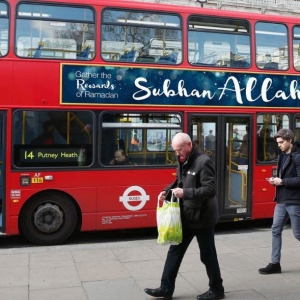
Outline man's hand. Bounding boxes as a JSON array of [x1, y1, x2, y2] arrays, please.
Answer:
[[158, 191, 166, 201], [109, 159, 116, 165], [273, 177, 283, 186], [171, 188, 184, 198], [266, 177, 282, 186]]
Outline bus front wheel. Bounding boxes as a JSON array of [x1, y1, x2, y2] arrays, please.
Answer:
[[19, 192, 78, 245]]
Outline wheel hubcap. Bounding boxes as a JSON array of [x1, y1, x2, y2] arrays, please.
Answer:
[[34, 203, 63, 233]]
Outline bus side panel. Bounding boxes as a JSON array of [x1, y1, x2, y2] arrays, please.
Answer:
[[7, 216, 19, 235], [97, 210, 157, 230], [8, 184, 97, 214], [7, 172, 98, 232], [0, 61, 11, 105], [252, 202, 275, 219], [11, 61, 60, 106], [96, 185, 158, 230], [7, 169, 175, 233], [96, 168, 175, 230], [252, 165, 276, 219]]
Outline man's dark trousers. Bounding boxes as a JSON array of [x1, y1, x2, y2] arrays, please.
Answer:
[[161, 226, 224, 295]]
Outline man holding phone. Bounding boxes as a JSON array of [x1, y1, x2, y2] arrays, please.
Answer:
[[109, 149, 132, 165], [259, 128, 300, 275]]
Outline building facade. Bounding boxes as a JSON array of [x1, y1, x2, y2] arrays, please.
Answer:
[[133, 0, 300, 16]]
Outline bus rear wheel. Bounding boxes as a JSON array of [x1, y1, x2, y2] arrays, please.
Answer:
[[19, 192, 77, 245]]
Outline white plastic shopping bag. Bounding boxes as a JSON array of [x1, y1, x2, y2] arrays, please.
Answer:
[[156, 193, 182, 245]]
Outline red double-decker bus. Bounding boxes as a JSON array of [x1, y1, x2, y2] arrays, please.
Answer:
[[1, 0, 300, 245]]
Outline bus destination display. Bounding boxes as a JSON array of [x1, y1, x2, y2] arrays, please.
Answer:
[[15, 145, 89, 167]]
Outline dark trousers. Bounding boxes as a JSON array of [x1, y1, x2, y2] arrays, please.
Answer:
[[161, 226, 224, 295]]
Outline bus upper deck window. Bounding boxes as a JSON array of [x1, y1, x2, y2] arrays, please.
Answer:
[[16, 3, 95, 60], [255, 22, 288, 70], [293, 26, 300, 71], [0, 1, 8, 57], [188, 16, 250, 68], [101, 9, 182, 65]]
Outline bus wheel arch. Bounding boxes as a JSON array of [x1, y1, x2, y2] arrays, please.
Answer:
[[19, 190, 81, 245]]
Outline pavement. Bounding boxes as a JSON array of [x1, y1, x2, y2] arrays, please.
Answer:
[[0, 224, 300, 300]]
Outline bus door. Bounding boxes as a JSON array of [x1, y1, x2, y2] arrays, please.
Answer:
[[189, 114, 252, 221], [0, 112, 5, 230]]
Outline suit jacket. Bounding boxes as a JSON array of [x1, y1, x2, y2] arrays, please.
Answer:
[[165, 147, 219, 228]]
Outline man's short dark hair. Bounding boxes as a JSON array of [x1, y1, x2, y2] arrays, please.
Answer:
[[274, 128, 294, 143], [116, 149, 125, 156]]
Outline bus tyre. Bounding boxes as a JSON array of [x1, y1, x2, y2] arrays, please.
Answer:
[[19, 192, 77, 245]]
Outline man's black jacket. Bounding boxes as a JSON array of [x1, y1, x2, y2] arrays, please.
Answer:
[[165, 147, 219, 228], [275, 143, 300, 204]]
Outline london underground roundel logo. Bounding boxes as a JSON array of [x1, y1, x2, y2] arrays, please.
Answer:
[[119, 186, 150, 211]]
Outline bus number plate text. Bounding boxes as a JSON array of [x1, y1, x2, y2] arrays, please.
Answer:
[[31, 177, 44, 184]]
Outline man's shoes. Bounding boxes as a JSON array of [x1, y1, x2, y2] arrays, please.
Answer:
[[197, 290, 225, 300], [144, 287, 172, 299], [259, 263, 281, 274]]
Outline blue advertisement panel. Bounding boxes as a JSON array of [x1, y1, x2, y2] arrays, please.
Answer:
[[61, 64, 300, 107]]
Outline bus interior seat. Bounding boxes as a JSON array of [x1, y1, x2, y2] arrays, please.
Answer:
[[127, 153, 168, 165], [295, 65, 300, 71], [195, 60, 216, 66], [231, 154, 248, 170], [148, 154, 167, 165], [33, 43, 44, 58], [129, 155, 144, 165], [264, 62, 279, 70], [77, 45, 91, 60], [231, 60, 250, 68], [238, 155, 248, 165], [230, 155, 240, 171], [135, 55, 156, 63], [119, 49, 137, 62], [157, 51, 178, 64]]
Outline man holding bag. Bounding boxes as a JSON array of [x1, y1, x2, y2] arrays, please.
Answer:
[[144, 132, 224, 300]]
